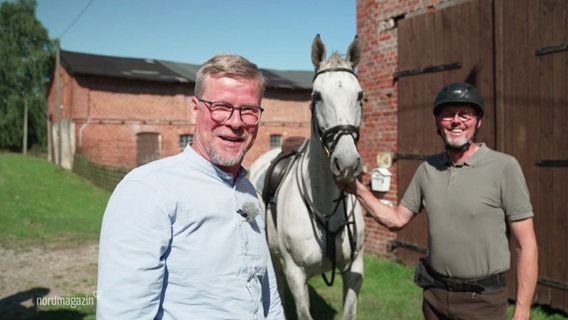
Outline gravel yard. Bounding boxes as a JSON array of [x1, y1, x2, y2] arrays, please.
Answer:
[[0, 243, 98, 319]]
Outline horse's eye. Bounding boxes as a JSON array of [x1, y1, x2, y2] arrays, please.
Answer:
[[312, 92, 322, 102]]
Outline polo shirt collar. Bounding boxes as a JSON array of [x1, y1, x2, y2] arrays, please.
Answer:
[[463, 143, 487, 167], [437, 142, 488, 167]]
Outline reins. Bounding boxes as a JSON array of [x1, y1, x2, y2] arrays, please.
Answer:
[[294, 153, 358, 286]]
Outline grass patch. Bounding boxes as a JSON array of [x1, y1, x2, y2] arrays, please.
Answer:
[[0, 153, 110, 249], [301, 255, 423, 319]]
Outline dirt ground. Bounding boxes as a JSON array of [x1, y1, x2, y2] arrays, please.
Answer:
[[0, 242, 98, 319]]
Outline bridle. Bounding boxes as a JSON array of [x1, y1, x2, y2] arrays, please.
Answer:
[[311, 67, 361, 157]]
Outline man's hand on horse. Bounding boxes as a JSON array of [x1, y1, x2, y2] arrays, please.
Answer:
[[335, 175, 362, 194]]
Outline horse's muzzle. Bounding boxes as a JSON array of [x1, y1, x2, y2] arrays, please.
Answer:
[[331, 157, 362, 183]]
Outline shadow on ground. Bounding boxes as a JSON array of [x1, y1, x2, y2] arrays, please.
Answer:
[[0, 287, 87, 320]]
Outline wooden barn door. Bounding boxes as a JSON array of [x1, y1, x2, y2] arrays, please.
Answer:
[[137, 132, 160, 166], [494, 0, 568, 311], [395, 0, 495, 266]]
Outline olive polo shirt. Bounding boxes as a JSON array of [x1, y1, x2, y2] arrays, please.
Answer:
[[401, 143, 534, 279]]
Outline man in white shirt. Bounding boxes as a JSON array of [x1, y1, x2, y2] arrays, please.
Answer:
[[97, 53, 284, 320]]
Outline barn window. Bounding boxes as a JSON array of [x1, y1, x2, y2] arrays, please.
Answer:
[[270, 135, 282, 148], [179, 134, 193, 150]]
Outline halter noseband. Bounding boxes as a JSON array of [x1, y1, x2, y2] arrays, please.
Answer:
[[311, 67, 360, 156]]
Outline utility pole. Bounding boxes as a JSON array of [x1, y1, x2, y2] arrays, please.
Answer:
[[22, 99, 28, 155], [55, 39, 62, 167]]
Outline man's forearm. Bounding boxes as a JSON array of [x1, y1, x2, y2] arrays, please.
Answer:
[[512, 241, 538, 319]]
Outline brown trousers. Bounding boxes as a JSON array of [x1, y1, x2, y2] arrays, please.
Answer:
[[422, 287, 508, 320]]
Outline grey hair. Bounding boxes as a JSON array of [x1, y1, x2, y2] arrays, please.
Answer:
[[194, 53, 265, 97]]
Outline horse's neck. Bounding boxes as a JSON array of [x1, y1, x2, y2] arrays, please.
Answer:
[[301, 138, 341, 206], [298, 137, 356, 227]]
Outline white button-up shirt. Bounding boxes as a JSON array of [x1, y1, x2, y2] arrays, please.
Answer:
[[97, 146, 284, 319]]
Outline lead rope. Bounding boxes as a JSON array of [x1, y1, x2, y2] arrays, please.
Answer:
[[297, 163, 357, 286], [294, 138, 359, 287]]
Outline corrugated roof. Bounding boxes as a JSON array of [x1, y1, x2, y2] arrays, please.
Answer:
[[60, 50, 313, 90]]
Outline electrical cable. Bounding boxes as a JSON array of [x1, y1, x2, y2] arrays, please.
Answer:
[[58, 0, 95, 39]]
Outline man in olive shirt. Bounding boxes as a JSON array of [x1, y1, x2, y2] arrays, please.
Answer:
[[339, 82, 538, 320]]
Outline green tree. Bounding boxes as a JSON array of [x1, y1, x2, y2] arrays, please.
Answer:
[[0, 0, 53, 151]]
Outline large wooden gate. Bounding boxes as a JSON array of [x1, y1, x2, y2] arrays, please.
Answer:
[[395, 0, 567, 312]]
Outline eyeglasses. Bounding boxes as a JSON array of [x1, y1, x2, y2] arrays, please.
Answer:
[[197, 97, 264, 126], [438, 110, 476, 122]]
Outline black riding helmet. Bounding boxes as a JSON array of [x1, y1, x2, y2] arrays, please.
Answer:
[[433, 82, 484, 118]]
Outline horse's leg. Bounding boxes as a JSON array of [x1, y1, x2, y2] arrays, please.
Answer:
[[341, 252, 364, 320], [283, 259, 313, 320]]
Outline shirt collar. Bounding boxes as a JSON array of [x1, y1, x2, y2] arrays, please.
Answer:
[[463, 142, 487, 167], [183, 145, 246, 185], [435, 142, 487, 167]]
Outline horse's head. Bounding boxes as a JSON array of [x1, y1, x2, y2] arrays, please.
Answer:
[[310, 34, 363, 183]]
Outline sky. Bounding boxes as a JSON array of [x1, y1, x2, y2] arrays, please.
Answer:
[[35, 0, 357, 71]]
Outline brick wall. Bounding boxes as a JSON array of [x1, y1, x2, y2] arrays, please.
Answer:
[[356, 0, 449, 256]]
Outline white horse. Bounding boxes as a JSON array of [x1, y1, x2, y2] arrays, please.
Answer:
[[250, 34, 365, 320]]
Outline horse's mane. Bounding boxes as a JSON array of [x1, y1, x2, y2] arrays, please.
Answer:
[[318, 53, 351, 71]]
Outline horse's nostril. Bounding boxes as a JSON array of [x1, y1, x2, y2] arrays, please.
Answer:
[[332, 157, 342, 174]]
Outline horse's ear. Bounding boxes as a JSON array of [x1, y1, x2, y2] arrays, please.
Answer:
[[346, 35, 362, 68], [311, 34, 326, 69]]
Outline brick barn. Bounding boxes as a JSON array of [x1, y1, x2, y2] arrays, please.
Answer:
[[46, 50, 313, 173]]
